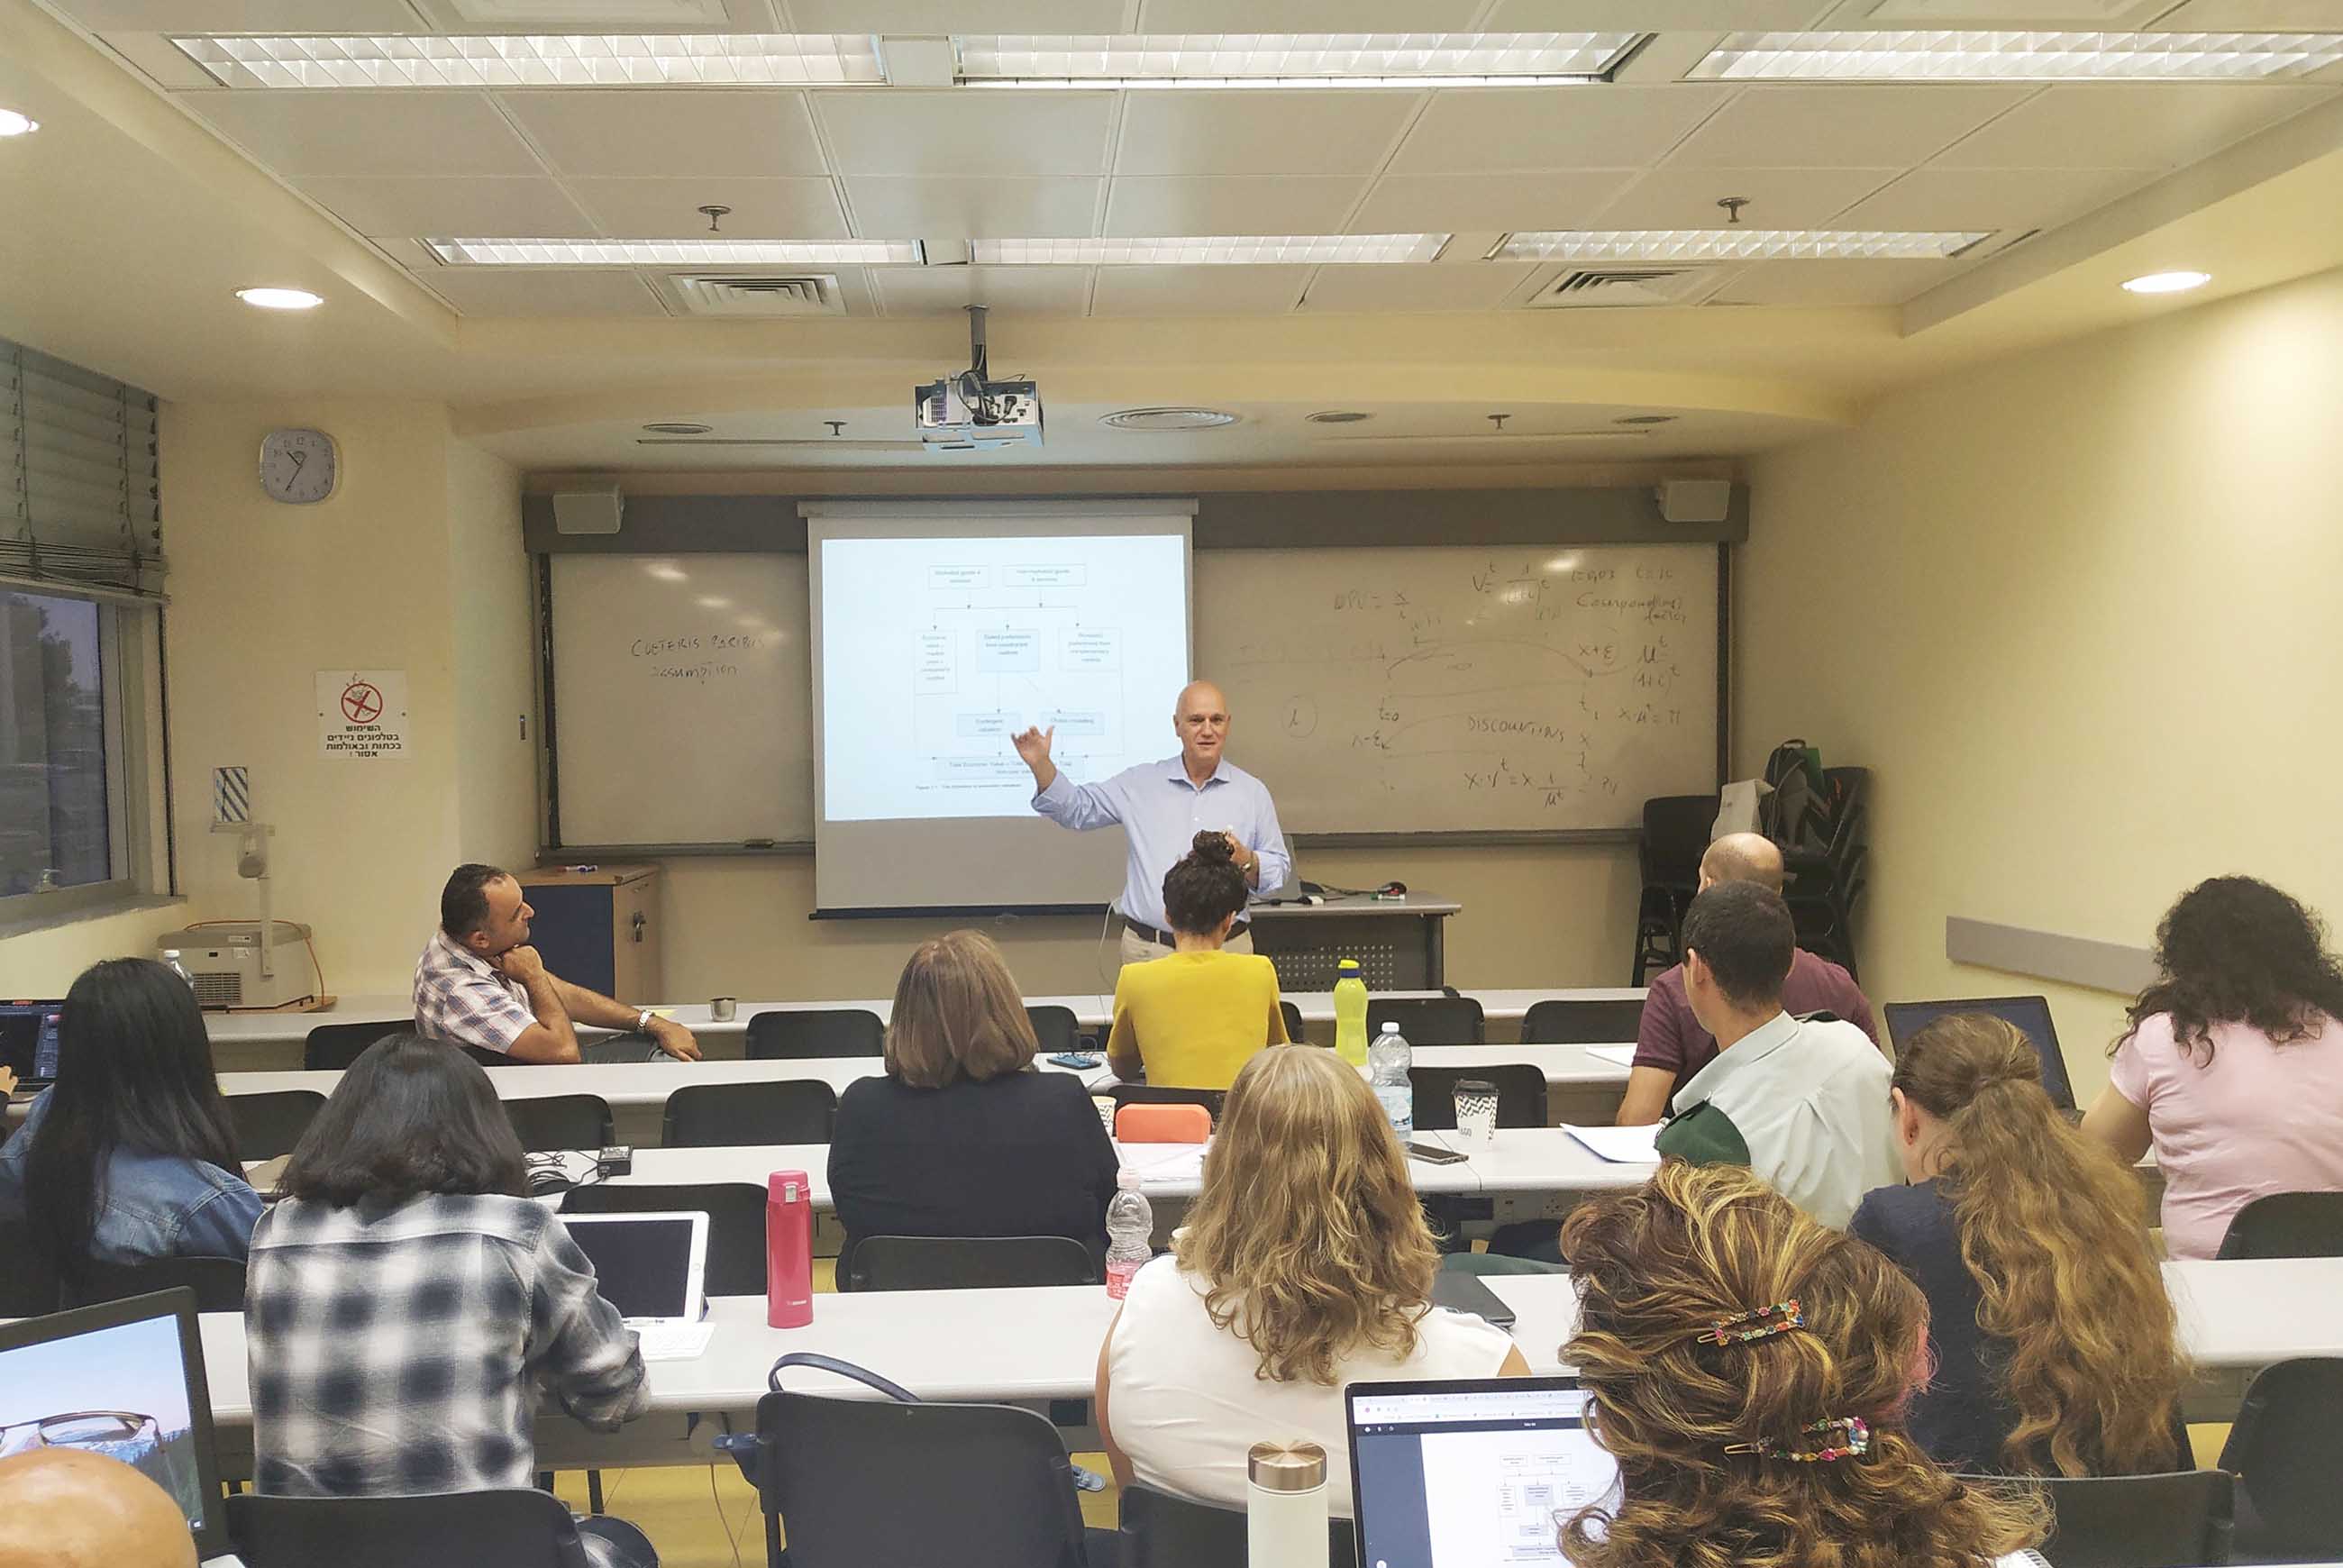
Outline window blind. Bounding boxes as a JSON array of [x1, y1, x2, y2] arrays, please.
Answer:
[[2, 337, 165, 600]]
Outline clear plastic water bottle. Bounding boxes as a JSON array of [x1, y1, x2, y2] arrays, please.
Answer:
[[1370, 1020, 1413, 1137], [160, 950, 196, 994], [1105, 1169, 1154, 1299], [1332, 958, 1370, 1069]]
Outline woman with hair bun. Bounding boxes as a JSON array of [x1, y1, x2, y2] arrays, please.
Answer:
[[1103, 830, 1288, 1089], [1853, 1015, 2186, 1475], [1560, 1162, 2043, 1568]]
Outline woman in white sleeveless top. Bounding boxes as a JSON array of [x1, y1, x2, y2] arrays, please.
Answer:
[[1096, 1044, 1526, 1513]]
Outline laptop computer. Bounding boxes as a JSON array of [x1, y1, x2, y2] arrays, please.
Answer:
[[1347, 1375, 1616, 1567], [1881, 995, 2074, 1110], [1428, 1270, 1518, 1331], [0, 998, 65, 1089], [561, 1210, 714, 1362], [0, 1287, 242, 1566]]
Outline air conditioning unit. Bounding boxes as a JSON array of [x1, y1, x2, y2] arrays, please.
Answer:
[[160, 922, 315, 1011], [1522, 267, 1719, 309]]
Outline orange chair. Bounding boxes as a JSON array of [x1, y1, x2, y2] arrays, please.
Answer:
[[1114, 1102, 1211, 1144]]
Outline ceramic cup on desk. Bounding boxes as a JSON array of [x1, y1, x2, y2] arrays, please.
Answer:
[[710, 997, 737, 1022], [1453, 1080, 1499, 1148]]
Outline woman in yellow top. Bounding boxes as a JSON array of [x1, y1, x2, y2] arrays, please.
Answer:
[[1107, 831, 1289, 1089]]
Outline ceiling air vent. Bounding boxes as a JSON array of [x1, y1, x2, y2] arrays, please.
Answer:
[[664, 273, 845, 317], [1522, 266, 1718, 309], [1099, 407, 1240, 433]]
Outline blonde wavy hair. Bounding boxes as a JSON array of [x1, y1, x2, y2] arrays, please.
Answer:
[[1895, 1014, 2188, 1475], [1172, 1044, 1440, 1384], [1561, 1162, 2045, 1568]]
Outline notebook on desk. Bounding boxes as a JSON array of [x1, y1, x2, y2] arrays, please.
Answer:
[[561, 1210, 714, 1362]]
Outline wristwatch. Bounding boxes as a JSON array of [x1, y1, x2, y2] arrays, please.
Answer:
[[634, 1007, 655, 1035]]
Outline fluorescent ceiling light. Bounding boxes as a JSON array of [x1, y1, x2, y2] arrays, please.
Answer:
[[956, 32, 1639, 87], [2121, 269, 2211, 294], [236, 286, 324, 309], [1495, 229, 1989, 261], [1689, 30, 2343, 82], [427, 238, 923, 266], [0, 109, 38, 137], [169, 32, 884, 88], [973, 234, 1447, 265]]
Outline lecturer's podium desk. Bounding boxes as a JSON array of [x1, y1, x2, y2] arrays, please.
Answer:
[[179, 1257, 2340, 1478]]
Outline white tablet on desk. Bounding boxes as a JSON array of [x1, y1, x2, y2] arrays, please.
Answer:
[[561, 1210, 714, 1362]]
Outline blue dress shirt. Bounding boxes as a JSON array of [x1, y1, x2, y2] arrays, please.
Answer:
[[1032, 755, 1291, 931]]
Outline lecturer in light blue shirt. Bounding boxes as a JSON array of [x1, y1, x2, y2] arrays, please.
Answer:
[[1013, 679, 1291, 965]]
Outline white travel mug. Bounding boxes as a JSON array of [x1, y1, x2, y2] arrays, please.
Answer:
[[1247, 1440, 1328, 1568]]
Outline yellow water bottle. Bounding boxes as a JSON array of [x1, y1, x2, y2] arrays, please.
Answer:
[[1333, 958, 1370, 1069]]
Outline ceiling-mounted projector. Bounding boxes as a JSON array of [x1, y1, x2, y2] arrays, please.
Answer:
[[915, 305, 1043, 452]]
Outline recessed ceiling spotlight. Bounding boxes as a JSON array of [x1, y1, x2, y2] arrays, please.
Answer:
[[1099, 407, 1241, 433], [1614, 414, 1677, 425], [0, 109, 39, 137], [1306, 410, 1373, 424], [235, 286, 323, 310], [2120, 270, 2211, 295], [642, 421, 714, 435]]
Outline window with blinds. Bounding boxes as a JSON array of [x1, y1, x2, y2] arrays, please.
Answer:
[[2, 337, 164, 601]]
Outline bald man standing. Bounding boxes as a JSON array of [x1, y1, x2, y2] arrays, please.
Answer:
[[1617, 832, 1877, 1126], [0, 1449, 196, 1568], [1014, 679, 1290, 964]]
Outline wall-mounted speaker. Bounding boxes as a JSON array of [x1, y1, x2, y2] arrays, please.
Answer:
[[1656, 479, 1732, 524], [552, 486, 624, 535]]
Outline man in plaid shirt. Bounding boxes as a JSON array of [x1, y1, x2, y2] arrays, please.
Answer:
[[415, 863, 700, 1064]]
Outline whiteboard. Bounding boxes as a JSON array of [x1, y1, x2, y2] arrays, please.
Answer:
[[548, 553, 812, 846], [1194, 545, 1717, 834]]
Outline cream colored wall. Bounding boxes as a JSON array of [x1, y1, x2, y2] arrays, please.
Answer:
[[0, 904, 193, 994], [1738, 264, 2343, 1103], [445, 438, 537, 871]]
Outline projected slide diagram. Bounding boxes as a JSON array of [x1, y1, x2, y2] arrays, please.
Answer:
[[820, 533, 1189, 822], [1421, 1429, 1619, 1566]]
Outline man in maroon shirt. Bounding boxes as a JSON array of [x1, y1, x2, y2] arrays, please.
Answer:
[[1618, 832, 1876, 1126]]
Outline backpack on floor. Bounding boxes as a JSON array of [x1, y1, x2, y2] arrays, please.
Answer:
[[1757, 739, 1831, 855]]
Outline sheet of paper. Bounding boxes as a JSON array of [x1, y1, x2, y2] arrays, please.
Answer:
[[1584, 1044, 1638, 1068], [1117, 1141, 1209, 1183], [1561, 1122, 1663, 1164]]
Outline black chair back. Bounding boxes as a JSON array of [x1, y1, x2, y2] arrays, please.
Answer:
[[1120, 1481, 1355, 1568], [1409, 1062, 1547, 1131], [1520, 998, 1644, 1044], [229, 1089, 328, 1162], [745, 1008, 885, 1060], [1368, 996, 1485, 1045], [228, 1488, 591, 1568], [563, 1181, 768, 1297], [661, 1080, 835, 1146], [1026, 1005, 1082, 1056], [301, 1019, 406, 1071], [1108, 1083, 1226, 1123], [1279, 999, 1305, 1043], [1639, 792, 1715, 892], [71, 1254, 248, 1312], [842, 1234, 1099, 1293], [745, 1384, 1092, 1568], [502, 1093, 615, 1153], [2215, 1191, 2343, 1259], [1961, 1470, 2233, 1568], [2219, 1357, 2343, 1560], [0, 1213, 59, 1314]]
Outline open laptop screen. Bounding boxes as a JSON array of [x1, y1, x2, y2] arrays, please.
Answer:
[[0, 1289, 228, 1558], [1882, 996, 2073, 1109], [561, 1213, 701, 1321], [0, 999, 64, 1082], [1348, 1377, 1616, 1568]]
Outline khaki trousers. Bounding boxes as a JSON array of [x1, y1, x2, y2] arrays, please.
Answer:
[[1118, 925, 1254, 966]]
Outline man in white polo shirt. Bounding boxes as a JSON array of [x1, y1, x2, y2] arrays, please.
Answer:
[[414, 863, 700, 1065], [1656, 880, 1897, 1228]]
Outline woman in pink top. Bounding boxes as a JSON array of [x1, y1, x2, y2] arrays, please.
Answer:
[[2083, 877, 2343, 1260]]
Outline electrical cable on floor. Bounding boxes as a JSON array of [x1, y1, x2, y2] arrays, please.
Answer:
[[708, 1463, 743, 1568]]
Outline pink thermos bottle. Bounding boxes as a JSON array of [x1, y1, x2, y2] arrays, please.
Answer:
[[766, 1171, 813, 1328]]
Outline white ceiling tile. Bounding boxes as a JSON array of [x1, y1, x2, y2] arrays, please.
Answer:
[[1837, 164, 2152, 232], [1116, 92, 1425, 178], [293, 176, 599, 239], [1484, 0, 1831, 23], [1133, 0, 1483, 26], [816, 91, 1116, 177], [1104, 177, 1364, 238], [870, 265, 1095, 317], [498, 90, 826, 178], [59, 0, 422, 24], [1709, 258, 1965, 306], [844, 177, 1104, 239], [1388, 87, 1732, 175], [416, 268, 670, 317], [1931, 84, 2336, 171], [564, 177, 849, 238], [176, 91, 545, 178], [1349, 170, 1635, 232], [1088, 264, 1313, 315], [1594, 166, 1901, 228], [2156, 0, 2343, 23], [409, 0, 782, 25], [1664, 86, 2035, 170], [1297, 262, 1540, 314], [781, 0, 1126, 25]]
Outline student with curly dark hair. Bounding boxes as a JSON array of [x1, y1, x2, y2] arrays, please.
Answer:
[[1104, 831, 1288, 1089], [2083, 876, 2343, 1259], [1559, 1162, 2045, 1568]]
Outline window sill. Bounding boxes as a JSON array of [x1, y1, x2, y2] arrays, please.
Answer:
[[0, 893, 186, 943]]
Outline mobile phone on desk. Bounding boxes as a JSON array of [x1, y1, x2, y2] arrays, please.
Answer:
[[1049, 1052, 1102, 1070], [1407, 1142, 1469, 1165]]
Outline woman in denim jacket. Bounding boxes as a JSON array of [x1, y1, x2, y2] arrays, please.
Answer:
[[0, 958, 261, 1285]]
